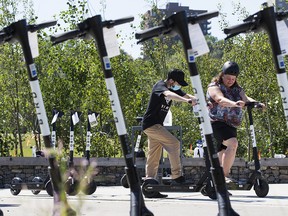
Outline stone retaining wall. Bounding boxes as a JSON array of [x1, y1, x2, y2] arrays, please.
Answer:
[[0, 157, 288, 188]]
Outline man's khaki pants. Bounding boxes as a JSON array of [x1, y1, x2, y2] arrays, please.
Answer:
[[144, 124, 181, 179]]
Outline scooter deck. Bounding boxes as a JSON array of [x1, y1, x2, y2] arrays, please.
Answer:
[[226, 182, 253, 191], [144, 183, 203, 193], [226, 171, 263, 191]]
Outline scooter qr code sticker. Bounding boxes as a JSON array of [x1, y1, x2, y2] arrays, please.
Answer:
[[29, 64, 37, 78], [103, 56, 111, 70], [187, 49, 195, 63], [277, 54, 285, 69]]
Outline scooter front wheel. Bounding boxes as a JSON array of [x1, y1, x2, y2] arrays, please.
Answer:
[[254, 178, 269, 197], [65, 176, 80, 196], [10, 188, 21, 196], [142, 179, 159, 198], [200, 185, 208, 196], [204, 182, 217, 200]]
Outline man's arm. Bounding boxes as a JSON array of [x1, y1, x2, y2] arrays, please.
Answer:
[[184, 93, 197, 101], [163, 90, 196, 105]]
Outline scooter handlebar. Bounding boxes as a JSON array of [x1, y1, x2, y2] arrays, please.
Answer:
[[0, 20, 57, 45], [245, 101, 263, 109], [224, 21, 256, 39], [187, 11, 219, 24], [50, 29, 84, 45], [28, 20, 57, 32], [136, 10, 218, 43], [51, 16, 133, 45], [135, 25, 169, 43], [103, 16, 134, 28]]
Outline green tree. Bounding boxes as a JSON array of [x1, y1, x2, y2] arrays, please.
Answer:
[[1, 0, 287, 159], [0, 0, 36, 156]]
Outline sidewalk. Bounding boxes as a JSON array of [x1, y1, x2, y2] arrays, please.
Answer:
[[1, 184, 288, 215]]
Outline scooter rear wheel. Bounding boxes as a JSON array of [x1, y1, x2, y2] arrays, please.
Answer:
[[120, 174, 129, 188], [82, 176, 97, 195], [31, 176, 43, 195], [254, 178, 269, 197], [44, 179, 53, 197], [142, 179, 159, 198], [10, 177, 22, 196], [31, 190, 41, 195]]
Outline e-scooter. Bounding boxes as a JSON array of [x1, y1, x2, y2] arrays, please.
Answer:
[[203, 102, 269, 200], [44, 108, 65, 197], [244, 102, 269, 197], [139, 108, 216, 199], [65, 110, 81, 196], [10, 175, 47, 196], [136, 10, 239, 216], [51, 108, 64, 150], [10, 116, 51, 196], [81, 110, 99, 195], [0, 19, 75, 215], [51, 15, 153, 216]]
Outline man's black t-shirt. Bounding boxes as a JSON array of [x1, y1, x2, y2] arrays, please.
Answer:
[[142, 80, 186, 130]]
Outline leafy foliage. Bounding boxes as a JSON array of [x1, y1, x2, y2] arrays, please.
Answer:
[[0, 0, 287, 159]]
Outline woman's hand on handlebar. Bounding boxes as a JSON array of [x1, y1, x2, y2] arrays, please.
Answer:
[[235, 100, 245, 107], [256, 102, 266, 111], [246, 101, 266, 111]]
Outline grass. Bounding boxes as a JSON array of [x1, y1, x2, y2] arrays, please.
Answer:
[[9, 133, 82, 157], [8, 133, 36, 157]]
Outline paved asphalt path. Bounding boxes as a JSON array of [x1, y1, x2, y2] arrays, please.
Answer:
[[0, 184, 288, 215]]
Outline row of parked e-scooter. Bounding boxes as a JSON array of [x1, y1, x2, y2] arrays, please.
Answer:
[[11, 101, 269, 200], [1, 2, 288, 216], [9, 109, 99, 197]]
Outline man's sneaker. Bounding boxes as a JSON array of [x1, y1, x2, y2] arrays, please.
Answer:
[[170, 176, 186, 185]]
